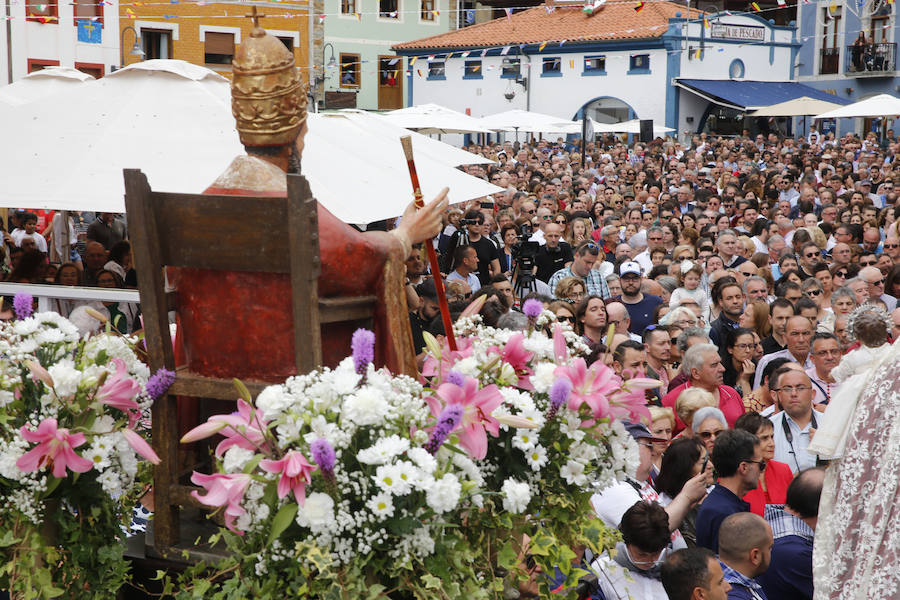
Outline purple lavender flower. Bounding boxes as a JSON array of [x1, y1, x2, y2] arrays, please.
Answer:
[[310, 438, 336, 484], [546, 378, 572, 421], [446, 370, 465, 387], [145, 368, 176, 401], [522, 299, 543, 320], [13, 293, 33, 320], [425, 404, 464, 455], [351, 328, 376, 375]]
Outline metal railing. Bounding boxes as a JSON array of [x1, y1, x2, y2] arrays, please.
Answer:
[[820, 47, 840, 75], [846, 42, 896, 74]]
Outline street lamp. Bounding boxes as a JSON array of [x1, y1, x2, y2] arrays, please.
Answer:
[[320, 42, 337, 109], [120, 26, 146, 68]]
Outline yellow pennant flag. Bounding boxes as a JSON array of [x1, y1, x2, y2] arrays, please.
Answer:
[[410, 56, 418, 65], [538, 41, 548, 51], [751, 2, 761, 10]]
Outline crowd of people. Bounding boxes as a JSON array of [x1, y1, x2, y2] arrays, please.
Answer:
[[403, 128, 899, 600], [1, 209, 137, 333]]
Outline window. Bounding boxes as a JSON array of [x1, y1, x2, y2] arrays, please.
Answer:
[[421, 0, 435, 20], [501, 58, 520, 78], [379, 0, 399, 18], [26, 0, 57, 22], [380, 57, 401, 87], [74, 62, 104, 78], [278, 37, 294, 52], [821, 6, 840, 74], [340, 53, 360, 87], [628, 54, 650, 73], [27, 59, 60, 73], [583, 55, 606, 74], [458, 0, 476, 28], [341, 0, 356, 14], [463, 60, 482, 78], [427, 60, 446, 79], [542, 57, 561, 76], [204, 32, 235, 66], [73, 0, 101, 26], [143, 29, 172, 60]]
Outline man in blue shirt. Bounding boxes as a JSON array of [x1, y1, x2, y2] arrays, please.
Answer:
[[758, 467, 824, 600], [696, 430, 762, 552], [618, 260, 662, 334], [718, 512, 774, 600]]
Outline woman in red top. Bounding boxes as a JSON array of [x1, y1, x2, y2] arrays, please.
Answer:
[[734, 412, 794, 517]]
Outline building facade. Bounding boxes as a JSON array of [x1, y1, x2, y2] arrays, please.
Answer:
[[0, 0, 121, 84], [393, 1, 838, 136], [796, 0, 897, 135]]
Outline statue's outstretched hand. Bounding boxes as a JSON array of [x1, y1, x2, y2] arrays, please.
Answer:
[[399, 187, 450, 244]]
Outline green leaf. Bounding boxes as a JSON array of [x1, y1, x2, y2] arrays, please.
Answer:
[[242, 453, 263, 474], [497, 541, 517, 570], [0, 530, 19, 547], [268, 503, 298, 546]]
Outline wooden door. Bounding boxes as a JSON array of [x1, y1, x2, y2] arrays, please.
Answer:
[[378, 56, 403, 110]]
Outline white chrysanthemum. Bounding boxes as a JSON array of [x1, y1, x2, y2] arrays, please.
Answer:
[[367, 492, 395, 519], [343, 388, 390, 426], [524, 445, 548, 471], [98, 470, 123, 496], [34, 327, 67, 346], [499, 387, 536, 413], [0, 390, 14, 408], [373, 464, 412, 496], [356, 435, 410, 465], [453, 356, 479, 377], [395, 460, 423, 490], [560, 460, 588, 486], [512, 430, 538, 452], [47, 359, 81, 398], [407, 447, 437, 474], [426, 473, 461, 514], [408, 526, 436, 557], [570, 441, 597, 463], [223, 446, 256, 473], [12, 318, 40, 337], [83, 446, 110, 471], [295, 492, 335, 534], [530, 362, 558, 394], [332, 358, 362, 395], [501, 479, 531, 514], [255, 386, 293, 419]]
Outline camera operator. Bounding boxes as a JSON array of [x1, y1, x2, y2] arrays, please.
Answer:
[[534, 223, 573, 283], [441, 209, 501, 286]]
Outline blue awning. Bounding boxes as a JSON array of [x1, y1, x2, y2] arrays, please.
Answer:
[[674, 79, 851, 111]]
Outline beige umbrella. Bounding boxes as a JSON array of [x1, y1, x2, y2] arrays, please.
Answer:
[[750, 96, 844, 117]]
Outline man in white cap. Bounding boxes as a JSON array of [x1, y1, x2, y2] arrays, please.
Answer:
[[619, 260, 663, 334]]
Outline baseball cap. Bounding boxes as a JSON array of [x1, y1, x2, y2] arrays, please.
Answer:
[[619, 261, 642, 277], [822, 153, 832, 160], [624, 422, 667, 443]]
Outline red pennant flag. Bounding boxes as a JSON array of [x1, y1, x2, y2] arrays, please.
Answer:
[[634, 1, 644, 11]]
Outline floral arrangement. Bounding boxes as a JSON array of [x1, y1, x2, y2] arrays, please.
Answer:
[[0, 299, 170, 599], [170, 298, 652, 599]]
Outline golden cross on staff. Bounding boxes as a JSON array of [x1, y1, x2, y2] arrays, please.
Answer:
[[245, 5, 267, 27]]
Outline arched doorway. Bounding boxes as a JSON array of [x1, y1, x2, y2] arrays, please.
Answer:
[[574, 96, 636, 124]]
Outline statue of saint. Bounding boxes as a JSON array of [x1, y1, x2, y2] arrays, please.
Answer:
[[172, 13, 447, 381]]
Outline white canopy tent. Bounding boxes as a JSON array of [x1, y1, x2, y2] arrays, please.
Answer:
[[813, 93, 900, 119], [750, 96, 844, 117], [380, 103, 494, 134], [0, 60, 500, 224], [478, 109, 577, 134], [0, 67, 94, 106], [609, 119, 675, 136]]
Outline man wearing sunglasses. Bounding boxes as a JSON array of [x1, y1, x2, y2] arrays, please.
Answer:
[[860, 266, 897, 311], [696, 429, 764, 553]]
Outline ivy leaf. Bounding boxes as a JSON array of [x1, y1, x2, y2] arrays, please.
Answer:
[[0, 530, 19, 547], [497, 541, 518, 570], [267, 503, 298, 546]]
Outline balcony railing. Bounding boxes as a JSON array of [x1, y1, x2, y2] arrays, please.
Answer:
[[846, 42, 896, 75], [820, 47, 840, 75]]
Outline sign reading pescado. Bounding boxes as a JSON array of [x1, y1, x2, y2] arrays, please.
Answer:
[[709, 23, 766, 42]]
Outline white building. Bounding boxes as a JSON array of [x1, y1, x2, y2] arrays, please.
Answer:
[[394, 0, 841, 136], [0, 0, 121, 84]]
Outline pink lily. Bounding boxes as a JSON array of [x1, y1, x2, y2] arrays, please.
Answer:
[[421, 337, 474, 379], [181, 420, 228, 444], [552, 324, 568, 364], [260, 451, 317, 505], [425, 376, 503, 460], [554, 358, 622, 419], [211, 398, 270, 456], [609, 387, 652, 424], [121, 428, 161, 464], [96, 359, 141, 412], [17, 418, 93, 478], [493, 333, 534, 389], [190, 472, 251, 534]]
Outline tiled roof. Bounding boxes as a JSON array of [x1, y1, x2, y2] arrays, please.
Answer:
[[393, 1, 704, 51]]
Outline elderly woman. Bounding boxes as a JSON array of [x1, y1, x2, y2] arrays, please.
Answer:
[[660, 306, 700, 331], [830, 285, 858, 319], [673, 387, 717, 441], [692, 406, 728, 456]]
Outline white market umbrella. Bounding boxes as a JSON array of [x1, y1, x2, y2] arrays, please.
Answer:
[[0, 60, 501, 224], [478, 109, 576, 134], [549, 118, 618, 135], [0, 66, 94, 106], [610, 119, 675, 136], [750, 96, 844, 117], [814, 93, 900, 119], [381, 103, 494, 134]]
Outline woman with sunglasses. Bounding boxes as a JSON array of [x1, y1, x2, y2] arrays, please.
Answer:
[[692, 407, 728, 457], [548, 300, 576, 328], [553, 212, 569, 238], [802, 278, 836, 333], [722, 327, 756, 396], [733, 412, 792, 518]]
